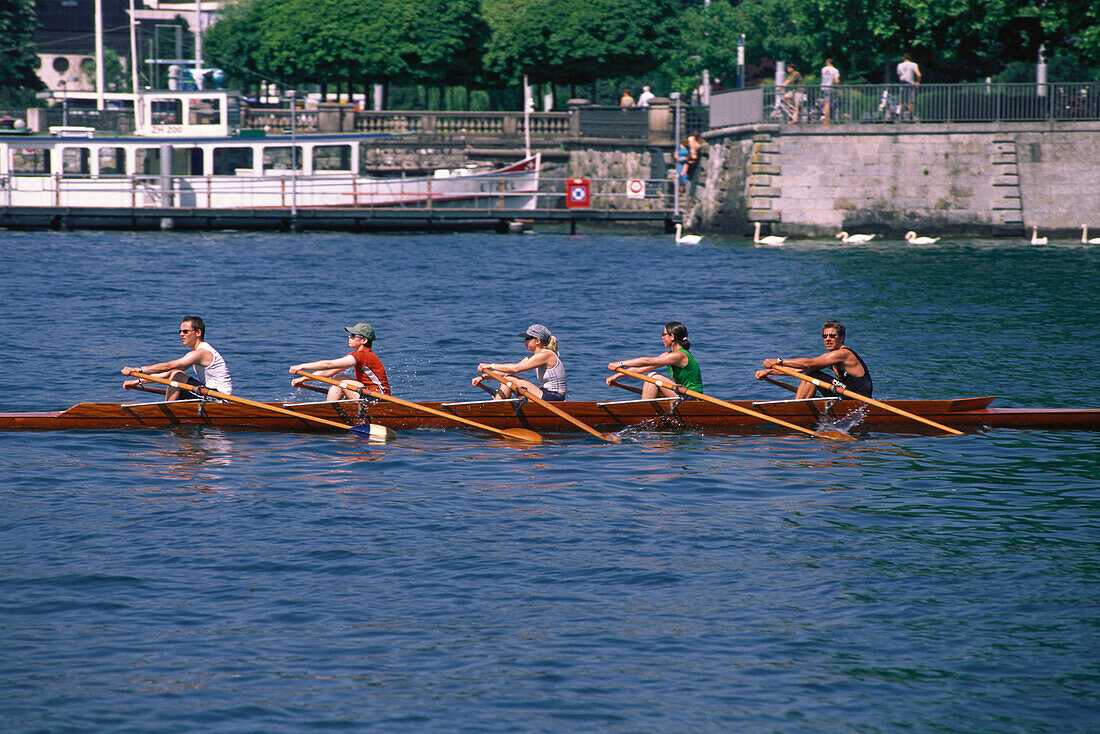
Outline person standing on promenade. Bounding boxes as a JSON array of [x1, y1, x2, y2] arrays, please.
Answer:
[[896, 53, 921, 119], [607, 321, 702, 400], [637, 85, 655, 107], [620, 89, 635, 107], [474, 324, 567, 401], [782, 63, 805, 123], [755, 319, 873, 398], [122, 315, 233, 400], [289, 322, 390, 401], [820, 58, 840, 124], [686, 132, 703, 194]]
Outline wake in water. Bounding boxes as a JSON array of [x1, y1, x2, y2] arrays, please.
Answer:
[[817, 405, 866, 436]]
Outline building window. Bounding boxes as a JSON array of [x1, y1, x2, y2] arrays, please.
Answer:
[[135, 148, 160, 175], [52, 57, 70, 73]]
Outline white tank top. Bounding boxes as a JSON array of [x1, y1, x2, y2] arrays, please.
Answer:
[[535, 353, 566, 395], [193, 341, 233, 394]]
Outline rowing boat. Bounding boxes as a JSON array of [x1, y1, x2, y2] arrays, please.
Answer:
[[2, 395, 1098, 434]]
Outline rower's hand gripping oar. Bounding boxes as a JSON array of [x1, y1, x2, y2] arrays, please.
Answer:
[[292, 369, 543, 444], [611, 367, 854, 441], [122, 369, 395, 441], [480, 368, 621, 443], [769, 364, 963, 436]]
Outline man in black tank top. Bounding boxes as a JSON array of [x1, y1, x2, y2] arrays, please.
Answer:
[[755, 319, 873, 398]]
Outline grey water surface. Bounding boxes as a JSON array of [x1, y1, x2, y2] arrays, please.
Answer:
[[1, 229, 1098, 732]]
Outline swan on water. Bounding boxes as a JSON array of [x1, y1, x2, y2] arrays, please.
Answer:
[[835, 231, 876, 243], [1081, 225, 1100, 244], [674, 223, 702, 244], [1030, 226, 1047, 245], [904, 230, 940, 244], [753, 221, 787, 246]]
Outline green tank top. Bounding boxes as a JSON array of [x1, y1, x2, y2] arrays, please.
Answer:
[[669, 347, 702, 392]]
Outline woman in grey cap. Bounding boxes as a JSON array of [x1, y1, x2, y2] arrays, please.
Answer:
[[474, 324, 567, 401]]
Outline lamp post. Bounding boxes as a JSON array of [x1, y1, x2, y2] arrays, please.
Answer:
[[737, 34, 745, 89], [671, 91, 681, 215], [60, 79, 68, 127], [288, 89, 297, 225]]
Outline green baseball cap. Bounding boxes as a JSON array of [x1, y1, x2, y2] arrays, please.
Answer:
[[345, 323, 376, 340]]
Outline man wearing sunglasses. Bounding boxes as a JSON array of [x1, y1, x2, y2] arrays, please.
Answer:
[[122, 315, 233, 400], [755, 319, 873, 398]]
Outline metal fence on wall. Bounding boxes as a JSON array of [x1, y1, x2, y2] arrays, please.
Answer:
[[712, 82, 1100, 127]]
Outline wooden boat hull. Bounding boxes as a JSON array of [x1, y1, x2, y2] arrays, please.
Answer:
[[2, 396, 1099, 434]]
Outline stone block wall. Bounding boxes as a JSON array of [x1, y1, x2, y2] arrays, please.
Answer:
[[690, 122, 1100, 236]]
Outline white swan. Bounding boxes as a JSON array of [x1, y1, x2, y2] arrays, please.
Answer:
[[904, 230, 940, 244], [835, 231, 876, 243], [753, 221, 787, 246], [1030, 226, 1047, 245], [674, 223, 702, 244], [1081, 225, 1100, 244]]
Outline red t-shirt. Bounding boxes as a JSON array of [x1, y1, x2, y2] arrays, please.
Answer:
[[350, 347, 390, 395]]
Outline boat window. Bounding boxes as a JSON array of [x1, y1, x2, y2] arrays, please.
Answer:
[[213, 147, 253, 175], [262, 146, 303, 172], [62, 147, 92, 177], [98, 147, 126, 175], [189, 97, 221, 126], [172, 147, 203, 175], [151, 99, 182, 125], [135, 148, 160, 175], [313, 145, 351, 171], [11, 148, 50, 175]]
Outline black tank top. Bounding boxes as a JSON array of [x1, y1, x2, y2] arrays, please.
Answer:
[[834, 346, 873, 396]]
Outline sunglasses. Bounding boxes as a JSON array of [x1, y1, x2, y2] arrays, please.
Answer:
[[822, 333, 839, 339], [180, 329, 194, 333]]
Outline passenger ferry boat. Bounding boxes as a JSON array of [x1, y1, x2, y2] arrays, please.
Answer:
[[0, 90, 540, 217]]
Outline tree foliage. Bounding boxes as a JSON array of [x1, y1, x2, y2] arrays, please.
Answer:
[[202, 0, 1100, 106], [482, 0, 679, 85], [0, 0, 43, 103]]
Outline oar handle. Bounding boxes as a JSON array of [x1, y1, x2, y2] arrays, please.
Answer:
[[611, 367, 850, 441], [769, 364, 963, 436], [480, 368, 620, 443], [125, 370, 359, 432], [292, 369, 542, 443]]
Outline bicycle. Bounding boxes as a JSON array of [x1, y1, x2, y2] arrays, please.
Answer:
[[769, 89, 806, 124], [877, 87, 902, 122]]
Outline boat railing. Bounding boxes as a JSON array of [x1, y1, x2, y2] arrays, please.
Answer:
[[0, 172, 682, 213]]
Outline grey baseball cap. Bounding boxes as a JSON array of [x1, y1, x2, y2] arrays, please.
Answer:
[[519, 324, 552, 341], [345, 323, 376, 340]]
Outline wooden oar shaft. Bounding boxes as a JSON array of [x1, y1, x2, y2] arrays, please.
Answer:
[[769, 364, 963, 435], [293, 370, 541, 443], [612, 367, 848, 441], [127, 371, 358, 432], [481, 368, 619, 443]]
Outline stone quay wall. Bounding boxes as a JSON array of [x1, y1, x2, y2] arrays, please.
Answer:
[[684, 122, 1100, 237]]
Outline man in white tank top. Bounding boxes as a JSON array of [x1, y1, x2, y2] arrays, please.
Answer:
[[122, 315, 233, 400]]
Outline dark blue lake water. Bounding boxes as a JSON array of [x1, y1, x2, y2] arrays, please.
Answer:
[[2, 230, 1098, 732]]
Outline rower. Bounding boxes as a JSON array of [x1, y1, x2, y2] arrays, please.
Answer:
[[474, 324, 566, 400], [289, 322, 391, 400], [121, 315, 233, 400], [756, 319, 873, 398], [607, 321, 702, 399]]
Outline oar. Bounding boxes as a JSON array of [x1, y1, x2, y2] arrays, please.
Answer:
[[769, 364, 963, 436], [762, 375, 798, 393], [292, 369, 543, 444], [611, 367, 853, 441], [480, 368, 621, 443], [122, 369, 395, 441]]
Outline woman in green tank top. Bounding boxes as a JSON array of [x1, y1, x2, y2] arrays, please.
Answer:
[[606, 321, 702, 399]]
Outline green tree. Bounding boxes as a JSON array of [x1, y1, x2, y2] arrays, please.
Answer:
[[0, 0, 43, 104], [483, 0, 678, 89]]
